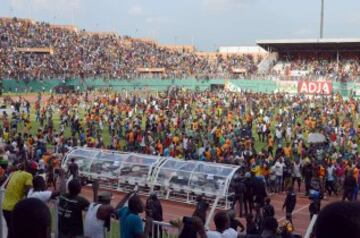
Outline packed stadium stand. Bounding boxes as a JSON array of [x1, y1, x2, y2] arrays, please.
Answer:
[[0, 17, 260, 80], [3, 17, 360, 86], [257, 39, 360, 82]]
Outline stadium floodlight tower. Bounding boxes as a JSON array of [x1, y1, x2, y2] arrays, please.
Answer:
[[320, 0, 324, 38]]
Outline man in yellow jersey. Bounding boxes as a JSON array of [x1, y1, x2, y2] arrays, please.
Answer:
[[2, 161, 38, 238]]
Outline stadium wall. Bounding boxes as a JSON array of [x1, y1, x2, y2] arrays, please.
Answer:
[[2, 78, 355, 97]]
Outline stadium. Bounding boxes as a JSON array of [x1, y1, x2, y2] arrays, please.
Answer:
[[1, 1, 360, 238]]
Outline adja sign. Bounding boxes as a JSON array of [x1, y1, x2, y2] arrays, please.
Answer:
[[297, 81, 332, 95]]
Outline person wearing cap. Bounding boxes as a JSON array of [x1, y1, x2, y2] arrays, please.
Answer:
[[2, 160, 38, 238], [84, 180, 115, 238]]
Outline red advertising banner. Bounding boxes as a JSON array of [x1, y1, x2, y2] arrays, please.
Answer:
[[297, 81, 332, 95]]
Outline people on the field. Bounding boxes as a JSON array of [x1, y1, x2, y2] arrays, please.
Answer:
[[2, 88, 360, 238], [282, 187, 297, 223]]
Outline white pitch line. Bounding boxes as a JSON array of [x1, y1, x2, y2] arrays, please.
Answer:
[[278, 204, 309, 222]]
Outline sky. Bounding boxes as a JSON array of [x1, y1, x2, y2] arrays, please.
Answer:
[[1, 0, 360, 51]]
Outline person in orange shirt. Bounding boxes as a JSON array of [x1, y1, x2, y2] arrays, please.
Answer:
[[351, 165, 360, 200], [268, 135, 274, 156], [192, 121, 199, 131], [227, 112, 233, 123], [215, 127, 222, 139], [283, 143, 293, 159], [41, 152, 52, 166], [172, 135, 180, 145], [156, 140, 164, 156], [353, 165, 359, 182], [297, 141, 303, 158], [245, 113, 253, 127], [222, 143, 230, 152], [319, 165, 326, 185], [310, 119, 316, 129], [204, 148, 212, 161], [216, 146, 222, 160]]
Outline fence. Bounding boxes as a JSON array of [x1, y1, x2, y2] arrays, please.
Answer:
[[150, 221, 179, 238], [4, 77, 359, 97]]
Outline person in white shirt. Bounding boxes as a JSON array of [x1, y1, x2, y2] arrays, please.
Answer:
[[275, 127, 283, 145], [27, 169, 66, 203], [286, 125, 292, 141], [274, 159, 286, 193], [325, 163, 337, 197], [206, 211, 238, 238], [84, 180, 116, 238]]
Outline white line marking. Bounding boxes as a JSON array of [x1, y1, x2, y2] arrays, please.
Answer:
[[278, 204, 309, 222]]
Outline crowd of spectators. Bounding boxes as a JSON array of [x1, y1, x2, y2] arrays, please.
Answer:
[[272, 53, 360, 82], [0, 17, 259, 81], [5, 18, 360, 82]]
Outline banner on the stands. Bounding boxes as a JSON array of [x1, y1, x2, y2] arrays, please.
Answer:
[[224, 80, 242, 92], [290, 70, 309, 77], [298, 81, 332, 95], [277, 81, 297, 94]]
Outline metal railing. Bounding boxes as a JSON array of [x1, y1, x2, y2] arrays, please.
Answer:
[[150, 221, 179, 238]]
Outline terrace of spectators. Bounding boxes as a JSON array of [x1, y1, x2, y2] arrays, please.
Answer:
[[4, 17, 360, 82], [0, 17, 259, 81], [257, 39, 360, 82]]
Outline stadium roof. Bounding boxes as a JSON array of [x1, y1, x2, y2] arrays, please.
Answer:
[[256, 38, 360, 52]]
